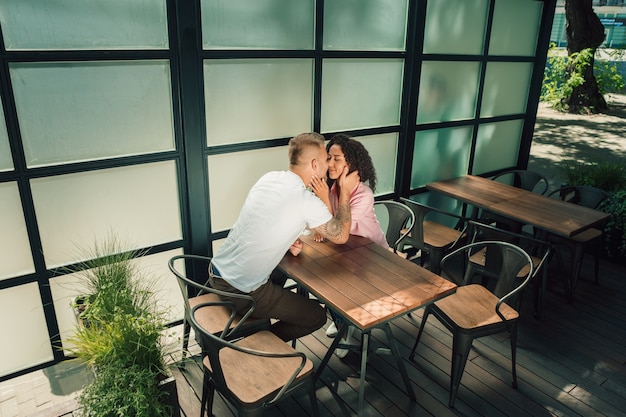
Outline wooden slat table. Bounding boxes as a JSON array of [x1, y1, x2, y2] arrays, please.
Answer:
[[279, 234, 456, 415], [427, 175, 610, 238]]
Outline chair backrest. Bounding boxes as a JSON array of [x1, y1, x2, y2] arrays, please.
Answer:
[[466, 220, 551, 278], [547, 185, 609, 209], [168, 254, 257, 339], [373, 200, 414, 250], [440, 240, 533, 315], [399, 197, 467, 249], [491, 169, 549, 195]]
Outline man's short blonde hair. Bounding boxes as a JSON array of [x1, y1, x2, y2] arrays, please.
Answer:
[[288, 132, 325, 167]]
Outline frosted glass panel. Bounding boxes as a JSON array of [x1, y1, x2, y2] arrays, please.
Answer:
[[0, 0, 168, 51], [204, 59, 313, 146], [323, 0, 408, 51], [321, 59, 404, 132], [0, 99, 12, 171], [423, 0, 489, 55], [31, 161, 182, 268], [201, 0, 314, 50], [11, 61, 175, 168], [480, 62, 533, 118], [50, 249, 184, 351], [0, 283, 53, 377], [411, 127, 472, 189], [208, 146, 288, 231], [490, 0, 542, 56], [0, 182, 35, 280], [472, 120, 523, 175], [355, 133, 398, 195], [417, 61, 480, 124]]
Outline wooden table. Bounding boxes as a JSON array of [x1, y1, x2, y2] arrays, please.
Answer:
[[279, 234, 457, 415], [427, 175, 610, 238]]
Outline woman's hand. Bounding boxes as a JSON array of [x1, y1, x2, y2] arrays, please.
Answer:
[[310, 175, 331, 210]]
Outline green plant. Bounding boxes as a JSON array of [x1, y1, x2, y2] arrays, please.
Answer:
[[599, 190, 626, 261], [541, 44, 625, 108], [66, 234, 177, 416], [560, 160, 626, 192]]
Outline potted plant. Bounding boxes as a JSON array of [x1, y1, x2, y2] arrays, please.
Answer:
[[66, 236, 179, 417]]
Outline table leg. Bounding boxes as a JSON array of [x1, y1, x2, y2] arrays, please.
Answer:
[[382, 323, 416, 402], [357, 331, 370, 415], [314, 323, 348, 381]]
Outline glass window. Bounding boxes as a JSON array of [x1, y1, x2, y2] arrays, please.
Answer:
[[472, 119, 523, 175], [355, 133, 398, 195], [204, 59, 314, 146], [411, 127, 472, 189], [0, 283, 53, 377], [0, 182, 35, 280], [480, 62, 533, 118], [0, 99, 13, 172], [50, 249, 184, 351], [417, 61, 481, 124], [321, 59, 404, 132], [0, 0, 168, 51], [323, 0, 408, 51], [489, 0, 543, 56], [201, 0, 314, 50], [30, 161, 182, 269], [423, 0, 489, 55], [11, 61, 175, 168], [208, 146, 288, 232]]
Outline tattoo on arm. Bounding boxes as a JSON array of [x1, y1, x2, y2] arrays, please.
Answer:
[[320, 200, 351, 240]]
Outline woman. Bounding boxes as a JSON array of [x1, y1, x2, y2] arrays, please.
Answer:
[[310, 134, 388, 357]]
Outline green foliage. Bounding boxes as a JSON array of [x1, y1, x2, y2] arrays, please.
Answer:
[[66, 234, 176, 416], [560, 160, 626, 260], [77, 363, 171, 417], [541, 44, 625, 109]]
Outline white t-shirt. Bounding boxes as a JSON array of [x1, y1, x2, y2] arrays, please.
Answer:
[[212, 170, 332, 292]]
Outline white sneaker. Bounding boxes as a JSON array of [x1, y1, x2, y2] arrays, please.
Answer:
[[325, 322, 338, 338], [334, 326, 356, 359]]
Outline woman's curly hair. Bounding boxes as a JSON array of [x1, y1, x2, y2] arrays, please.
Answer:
[[326, 134, 377, 192]]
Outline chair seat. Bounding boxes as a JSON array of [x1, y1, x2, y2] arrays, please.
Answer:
[[190, 293, 267, 336], [202, 330, 314, 404], [434, 284, 519, 329], [401, 221, 463, 249]]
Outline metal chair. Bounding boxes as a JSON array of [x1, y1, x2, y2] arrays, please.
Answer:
[[168, 254, 270, 356], [409, 240, 534, 408], [491, 169, 549, 195], [544, 186, 610, 300], [398, 197, 467, 273], [373, 200, 414, 252], [465, 220, 552, 319], [189, 302, 318, 417]]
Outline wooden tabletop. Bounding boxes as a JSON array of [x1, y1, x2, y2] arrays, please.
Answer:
[[279, 234, 457, 331], [427, 175, 610, 237]]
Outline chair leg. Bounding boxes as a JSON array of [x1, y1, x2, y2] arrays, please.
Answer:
[[307, 378, 319, 417], [449, 332, 473, 408], [593, 245, 601, 285], [181, 318, 191, 361], [409, 306, 431, 361], [510, 323, 519, 389], [200, 370, 214, 417], [429, 250, 444, 275], [569, 245, 585, 302]]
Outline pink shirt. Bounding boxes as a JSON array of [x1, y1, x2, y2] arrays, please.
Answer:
[[330, 182, 389, 249]]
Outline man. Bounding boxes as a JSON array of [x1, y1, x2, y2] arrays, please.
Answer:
[[210, 132, 360, 341]]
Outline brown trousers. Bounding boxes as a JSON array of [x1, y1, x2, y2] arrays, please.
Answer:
[[209, 268, 326, 342]]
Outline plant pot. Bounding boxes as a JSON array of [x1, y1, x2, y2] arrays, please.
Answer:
[[158, 375, 181, 417]]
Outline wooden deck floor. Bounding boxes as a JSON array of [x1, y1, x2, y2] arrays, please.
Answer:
[[167, 254, 626, 417], [30, 254, 626, 417]]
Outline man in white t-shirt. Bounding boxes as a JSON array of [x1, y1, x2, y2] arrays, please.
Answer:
[[210, 132, 360, 342]]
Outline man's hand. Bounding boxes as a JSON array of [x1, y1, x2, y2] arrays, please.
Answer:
[[289, 238, 303, 256]]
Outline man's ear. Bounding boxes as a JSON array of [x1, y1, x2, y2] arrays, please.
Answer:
[[311, 158, 317, 171]]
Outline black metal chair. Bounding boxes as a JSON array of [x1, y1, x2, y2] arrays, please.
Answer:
[[168, 254, 270, 356], [543, 186, 610, 300], [373, 200, 414, 252], [491, 169, 549, 195], [409, 240, 534, 408], [189, 302, 318, 417], [398, 197, 467, 273]]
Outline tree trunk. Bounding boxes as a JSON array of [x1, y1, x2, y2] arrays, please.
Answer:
[[563, 0, 607, 113]]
